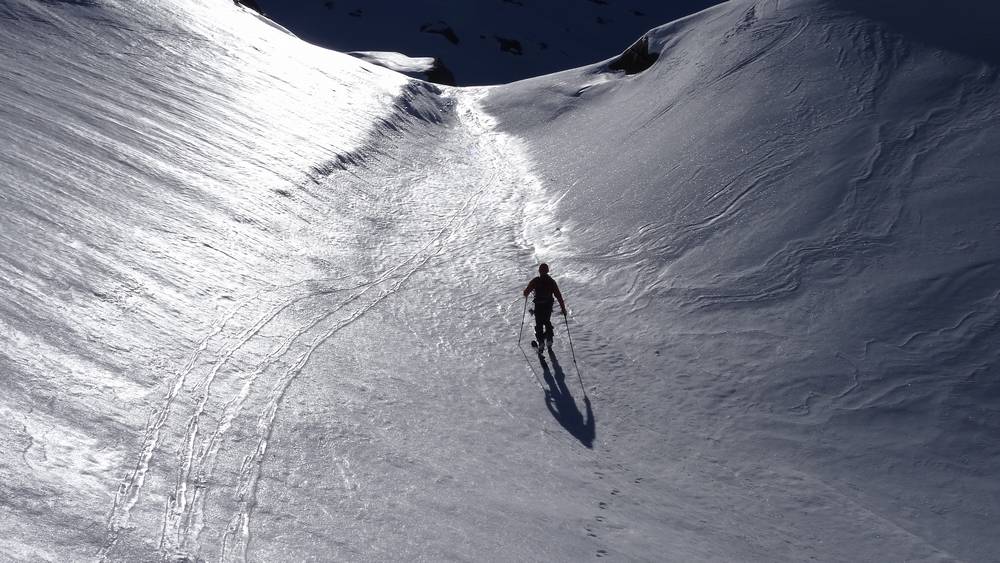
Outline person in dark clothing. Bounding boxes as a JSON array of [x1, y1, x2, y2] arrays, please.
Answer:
[[522, 263, 566, 350]]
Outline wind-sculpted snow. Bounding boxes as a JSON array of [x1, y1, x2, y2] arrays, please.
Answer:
[[3, 0, 1000, 561], [0, 0, 448, 559], [485, 0, 1000, 559], [2, 0, 581, 559]]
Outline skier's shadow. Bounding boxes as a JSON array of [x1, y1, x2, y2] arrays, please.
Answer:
[[538, 349, 595, 448]]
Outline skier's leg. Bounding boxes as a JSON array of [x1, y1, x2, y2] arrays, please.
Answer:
[[534, 303, 545, 344], [538, 302, 554, 346]]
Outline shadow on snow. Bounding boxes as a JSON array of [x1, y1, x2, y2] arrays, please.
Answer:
[[538, 349, 595, 448]]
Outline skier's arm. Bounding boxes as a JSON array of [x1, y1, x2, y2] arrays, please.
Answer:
[[554, 283, 566, 314], [522, 278, 536, 298]]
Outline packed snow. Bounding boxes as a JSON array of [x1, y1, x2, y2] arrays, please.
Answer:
[[1, 0, 999, 561]]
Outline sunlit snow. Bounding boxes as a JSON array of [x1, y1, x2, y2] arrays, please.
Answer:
[[1, 0, 999, 561]]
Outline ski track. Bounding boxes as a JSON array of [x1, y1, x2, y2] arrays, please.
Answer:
[[6, 1, 992, 561], [97, 85, 549, 561]]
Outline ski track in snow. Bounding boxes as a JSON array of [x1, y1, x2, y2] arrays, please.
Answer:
[[96, 84, 560, 561], [7, 0, 1000, 560]]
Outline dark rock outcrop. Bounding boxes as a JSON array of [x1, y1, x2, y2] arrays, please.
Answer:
[[495, 36, 523, 55], [606, 35, 657, 74], [424, 59, 457, 85], [420, 21, 460, 45]]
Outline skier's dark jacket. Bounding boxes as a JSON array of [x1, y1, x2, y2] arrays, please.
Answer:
[[523, 274, 565, 310]]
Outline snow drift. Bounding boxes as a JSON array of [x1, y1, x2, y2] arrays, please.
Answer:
[[348, 51, 456, 85], [1, 0, 998, 561]]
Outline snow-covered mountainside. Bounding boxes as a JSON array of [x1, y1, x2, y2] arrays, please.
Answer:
[[1, 0, 998, 561], [484, 0, 1000, 559], [254, 0, 724, 85]]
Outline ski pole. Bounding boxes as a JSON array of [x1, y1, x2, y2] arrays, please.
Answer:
[[563, 311, 587, 397], [518, 343, 546, 389], [517, 296, 527, 345]]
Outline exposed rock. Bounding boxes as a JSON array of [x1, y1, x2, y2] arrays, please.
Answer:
[[606, 34, 657, 74], [494, 35, 523, 55], [424, 59, 457, 86], [419, 21, 460, 45]]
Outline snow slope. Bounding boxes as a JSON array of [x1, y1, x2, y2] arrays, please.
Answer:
[[485, 0, 1000, 560], [0, 0, 442, 559], [1, 0, 999, 561]]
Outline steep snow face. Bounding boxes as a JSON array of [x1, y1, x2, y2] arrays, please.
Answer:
[[485, 0, 1000, 559], [4, 1, 606, 561], [0, 0, 436, 559], [255, 0, 725, 85]]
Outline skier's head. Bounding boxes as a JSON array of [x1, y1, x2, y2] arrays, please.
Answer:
[[538, 263, 549, 275]]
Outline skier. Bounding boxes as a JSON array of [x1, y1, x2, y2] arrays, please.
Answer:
[[522, 263, 566, 351]]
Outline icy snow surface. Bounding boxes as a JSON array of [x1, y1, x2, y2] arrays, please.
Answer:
[[1, 0, 999, 561]]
